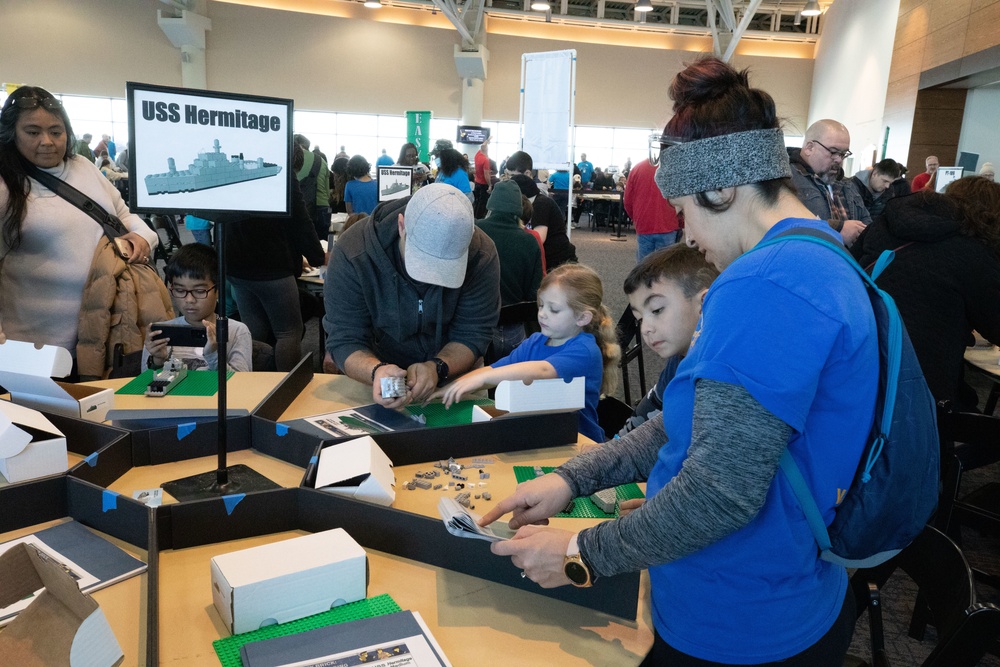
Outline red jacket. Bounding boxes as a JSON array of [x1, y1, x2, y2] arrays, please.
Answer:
[[623, 159, 680, 235]]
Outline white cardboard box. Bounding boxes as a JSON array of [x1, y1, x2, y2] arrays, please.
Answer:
[[0, 340, 114, 423], [314, 436, 395, 506], [472, 377, 585, 422], [0, 399, 68, 483], [210, 528, 368, 635], [0, 543, 123, 667]]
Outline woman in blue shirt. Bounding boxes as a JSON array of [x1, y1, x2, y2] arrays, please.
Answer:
[[480, 57, 879, 666], [435, 148, 473, 202]]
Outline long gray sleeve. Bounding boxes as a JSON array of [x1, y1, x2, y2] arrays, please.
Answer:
[[567, 379, 792, 578], [555, 416, 665, 495]]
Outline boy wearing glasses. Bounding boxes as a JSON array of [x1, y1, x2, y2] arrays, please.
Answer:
[[143, 244, 252, 372]]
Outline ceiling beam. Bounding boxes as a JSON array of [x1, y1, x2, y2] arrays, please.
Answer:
[[722, 0, 762, 62], [432, 0, 475, 43]]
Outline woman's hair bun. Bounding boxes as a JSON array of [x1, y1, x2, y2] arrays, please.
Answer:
[[670, 57, 750, 108]]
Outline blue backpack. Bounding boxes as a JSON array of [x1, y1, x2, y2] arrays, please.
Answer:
[[757, 228, 940, 568]]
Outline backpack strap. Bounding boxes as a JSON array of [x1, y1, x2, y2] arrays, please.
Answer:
[[750, 226, 898, 556], [26, 162, 128, 249]]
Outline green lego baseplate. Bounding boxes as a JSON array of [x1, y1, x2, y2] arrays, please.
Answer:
[[403, 397, 494, 427], [117, 368, 233, 396], [513, 466, 644, 518], [212, 594, 402, 667]]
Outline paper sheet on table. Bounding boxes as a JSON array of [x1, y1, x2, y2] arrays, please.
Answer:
[[437, 496, 516, 543]]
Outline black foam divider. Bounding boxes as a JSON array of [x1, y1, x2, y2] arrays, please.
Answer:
[[68, 431, 133, 489], [251, 415, 326, 469], [166, 487, 298, 550], [130, 416, 253, 466], [252, 354, 314, 422], [0, 475, 67, 534], [296, 489, 640, 620], [67, 476, 152, 549]]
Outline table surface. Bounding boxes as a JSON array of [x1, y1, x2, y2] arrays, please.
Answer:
[[3, 373, 653, 666], [964, 345, 999, 376], [85, 371, 288, 420]]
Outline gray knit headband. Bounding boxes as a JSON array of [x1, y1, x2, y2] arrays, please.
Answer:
[[654, 128, 791, 200]]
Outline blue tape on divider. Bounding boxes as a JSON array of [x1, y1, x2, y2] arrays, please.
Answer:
[[309, 455, 318, 466], [84, 452, 99, 467], [177, 422, 197, 440], [223, 493, 246, 516], [102, 490, 119, 512], [275, 423, 289, 436]]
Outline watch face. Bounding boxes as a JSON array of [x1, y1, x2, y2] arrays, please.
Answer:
[[565, 560, 589, 586]]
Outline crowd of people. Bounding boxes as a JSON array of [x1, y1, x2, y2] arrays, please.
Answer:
[[5, 62, 1000, 664]]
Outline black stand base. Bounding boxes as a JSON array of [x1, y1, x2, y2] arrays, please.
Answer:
[[161, 464, 280, 502]]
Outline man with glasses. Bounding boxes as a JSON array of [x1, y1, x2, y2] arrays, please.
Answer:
[[911, 155, 939, 192], [788, 119, 871, 246]]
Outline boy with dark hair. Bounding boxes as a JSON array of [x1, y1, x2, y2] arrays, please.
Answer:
[[143, 244, 253, 372], [616, 243, 718, 436]]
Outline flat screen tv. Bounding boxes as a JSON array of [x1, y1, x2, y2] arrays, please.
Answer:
[[457, 125, 490, 145], [127, 82, 292, 216]]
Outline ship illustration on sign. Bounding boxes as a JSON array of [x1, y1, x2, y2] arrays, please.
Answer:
[[381, 181, 409, 196], [144, 139, 282, 195]]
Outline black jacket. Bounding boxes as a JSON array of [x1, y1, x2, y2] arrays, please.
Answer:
[[853, 192, 1000, 406]]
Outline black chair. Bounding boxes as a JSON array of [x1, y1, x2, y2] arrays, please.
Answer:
[[597, 396, 633, 440], [616, 308, 646, 406], [933, 402, 1000, 590], [847, 525, 1000, 667]]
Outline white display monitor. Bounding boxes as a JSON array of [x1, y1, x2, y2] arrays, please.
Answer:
[[936, 166, 964, 193], [127, 82, 292, 216]]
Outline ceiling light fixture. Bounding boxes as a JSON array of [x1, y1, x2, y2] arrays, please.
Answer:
[[531, 0, 550, 10], [635, 0, 653, 12], [364, 0, 383, 8], [801, 0, 821, 17]]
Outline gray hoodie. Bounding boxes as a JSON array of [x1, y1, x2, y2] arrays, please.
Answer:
[[324, 196, 500, 369]]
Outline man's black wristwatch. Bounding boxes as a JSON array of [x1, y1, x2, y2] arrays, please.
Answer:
[[431, 357, 449, 385]]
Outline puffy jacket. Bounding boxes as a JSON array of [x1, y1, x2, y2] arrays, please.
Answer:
[[76, 238, 173, 379]]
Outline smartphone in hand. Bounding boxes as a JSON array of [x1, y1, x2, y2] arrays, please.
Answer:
[[151, 323, 208, 347]]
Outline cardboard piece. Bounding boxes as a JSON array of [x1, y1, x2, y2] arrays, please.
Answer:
[[490, 377, 585, 416], [0, 340, 113, 423], [0, 543, 124, 667], [0, 400, 68, 483], [314, 436, 395, 506], [210, 528, 368, 635]]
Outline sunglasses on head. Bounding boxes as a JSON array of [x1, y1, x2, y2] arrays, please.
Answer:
[[2, 96, 63, 113]]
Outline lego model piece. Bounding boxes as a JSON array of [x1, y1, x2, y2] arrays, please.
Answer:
[[482, 492, 492, 501], [452, 473, 467, 481], [533, 465, 545, 478], [414, 479, 432, 490], [479, 471, 490, 479], [590, 488, 618, 514], [563, 500, 576, 514], [433, 484, 443, 490], [380, 376, 407, 399], [144, 357, 187, 397]]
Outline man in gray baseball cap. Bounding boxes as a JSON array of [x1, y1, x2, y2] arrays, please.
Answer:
[[325, 183, 501, 408]]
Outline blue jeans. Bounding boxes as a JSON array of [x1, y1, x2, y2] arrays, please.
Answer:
[[637, 230, 682, 262], [486, 322, 527, 365], [229, 275, 304, 372], [191, 229, 213, 247]]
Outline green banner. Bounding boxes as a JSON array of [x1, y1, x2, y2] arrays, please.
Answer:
[[406, 111, 432, 163]]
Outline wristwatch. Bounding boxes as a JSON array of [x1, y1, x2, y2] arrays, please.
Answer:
[[431, 357, 449, 385], [563, 534, 593, 588]]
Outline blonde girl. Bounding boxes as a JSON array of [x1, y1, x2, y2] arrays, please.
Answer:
[[438, 263, 620, 443]]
